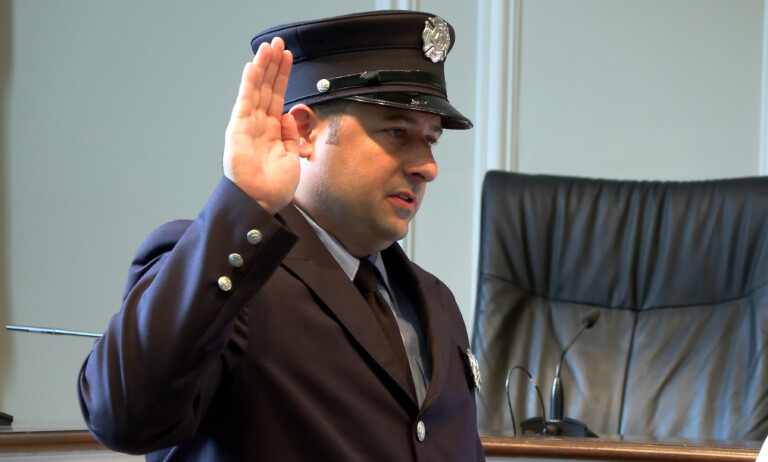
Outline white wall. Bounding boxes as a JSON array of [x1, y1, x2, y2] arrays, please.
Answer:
[[1, 0, 765, 431]]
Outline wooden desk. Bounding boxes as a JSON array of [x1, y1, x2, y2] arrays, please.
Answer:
[[0, 428, 101, 453], [0, 428, 141, 461], [0, 428, 762, 461], [482, 434, 761, 461]]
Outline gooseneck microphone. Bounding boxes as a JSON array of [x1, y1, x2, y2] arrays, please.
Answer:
[[6, 325, 103, 338], [550, 310, 600, 421], [518, 310, 601, 437]]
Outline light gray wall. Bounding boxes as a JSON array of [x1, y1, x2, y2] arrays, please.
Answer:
[[517, 0, 763, 179], [0, 0, 381, 427], [1, 0, 766, 430]]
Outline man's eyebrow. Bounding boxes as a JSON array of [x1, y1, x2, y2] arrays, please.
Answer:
[[382, 114, 443, 135]]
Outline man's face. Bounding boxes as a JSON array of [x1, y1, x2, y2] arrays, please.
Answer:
[[294, 102, 442, 257]]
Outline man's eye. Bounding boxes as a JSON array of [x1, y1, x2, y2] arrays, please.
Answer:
[[426, 138, 439, 147], [387, 128, 406, 138]]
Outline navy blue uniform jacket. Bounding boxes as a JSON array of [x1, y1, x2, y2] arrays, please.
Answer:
[[78, 177, 484, 461]]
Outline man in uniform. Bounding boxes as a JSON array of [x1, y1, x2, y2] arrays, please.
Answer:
[[78, 10, 484, 461]]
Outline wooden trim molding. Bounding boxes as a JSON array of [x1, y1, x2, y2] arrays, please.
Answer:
[[0, 429, 761, 460], [481, 435, 761, 461], [0, 429, 104, 453]]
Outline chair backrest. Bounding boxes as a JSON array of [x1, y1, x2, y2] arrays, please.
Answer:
[[472, 170, 768, 440]]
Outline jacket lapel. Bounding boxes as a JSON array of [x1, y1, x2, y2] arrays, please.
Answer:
[[279, 206, 418, 407], [381, 245, 452, 411]]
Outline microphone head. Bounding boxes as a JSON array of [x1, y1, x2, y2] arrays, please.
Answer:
[[583, 310, 600, 329]]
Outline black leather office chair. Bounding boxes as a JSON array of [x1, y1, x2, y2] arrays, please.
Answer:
[[472, 170, 768, 440]]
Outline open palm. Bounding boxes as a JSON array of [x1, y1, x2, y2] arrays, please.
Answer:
[[223, 37, 300, 214]]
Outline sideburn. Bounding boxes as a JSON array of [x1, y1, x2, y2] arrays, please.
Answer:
[[325, 115, 343, 146]]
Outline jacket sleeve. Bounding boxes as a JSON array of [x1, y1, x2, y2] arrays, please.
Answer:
[[77, 177, 299, 454]]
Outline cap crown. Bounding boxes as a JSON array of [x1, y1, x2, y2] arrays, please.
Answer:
[[250, 10, 471, 129]]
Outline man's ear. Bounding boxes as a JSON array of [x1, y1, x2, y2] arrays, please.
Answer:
[[289, 104, 316, 158]]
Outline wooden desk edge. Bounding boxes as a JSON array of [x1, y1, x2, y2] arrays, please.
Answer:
[[0, 430, 762, 460], [0, 430, 105, 453], [481, 435, 761, 461]]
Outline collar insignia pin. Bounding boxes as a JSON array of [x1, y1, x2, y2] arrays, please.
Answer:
[[466, 348, 481, 390], [422, 16, 451, 63]]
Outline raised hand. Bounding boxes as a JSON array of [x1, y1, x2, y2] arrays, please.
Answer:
[[223, 37, 300, 215]]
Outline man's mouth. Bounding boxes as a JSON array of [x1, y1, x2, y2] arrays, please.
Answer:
[[388, 191, 418, 211], [393, 193, 415, 203]]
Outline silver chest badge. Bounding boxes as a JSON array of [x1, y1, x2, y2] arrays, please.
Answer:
[[422, 16, 451, 63], [466, 348, 481, 390]]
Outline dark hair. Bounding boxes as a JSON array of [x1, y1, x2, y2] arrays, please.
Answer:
[[311, 98, 349, 117], [311, 99, 350, 146]]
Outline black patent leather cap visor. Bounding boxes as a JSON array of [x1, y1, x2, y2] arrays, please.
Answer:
[[345, 92, 472, 130]]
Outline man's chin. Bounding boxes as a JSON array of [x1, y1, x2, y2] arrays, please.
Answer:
[[393, 220, 411, 241], [375, 229, 408, 250], [370, 217, 412, 248]]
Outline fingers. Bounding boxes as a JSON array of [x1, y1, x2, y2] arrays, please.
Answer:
[[268, 50, 293, 118], [231, 41, 268, 119], [258, 38, 287, 116], [230, 38, 291, 125], [236, 66, 253, 117]]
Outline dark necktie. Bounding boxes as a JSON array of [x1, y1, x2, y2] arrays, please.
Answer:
[[354, 258, 415, 394]]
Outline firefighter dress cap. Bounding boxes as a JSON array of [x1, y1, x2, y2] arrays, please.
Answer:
[[250, 10, 472, 130]]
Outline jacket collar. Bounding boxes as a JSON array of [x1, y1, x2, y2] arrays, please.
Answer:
[[279, 205, 451, 411]]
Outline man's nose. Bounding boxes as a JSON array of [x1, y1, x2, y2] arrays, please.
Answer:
[[404, 145, 438, 183]]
